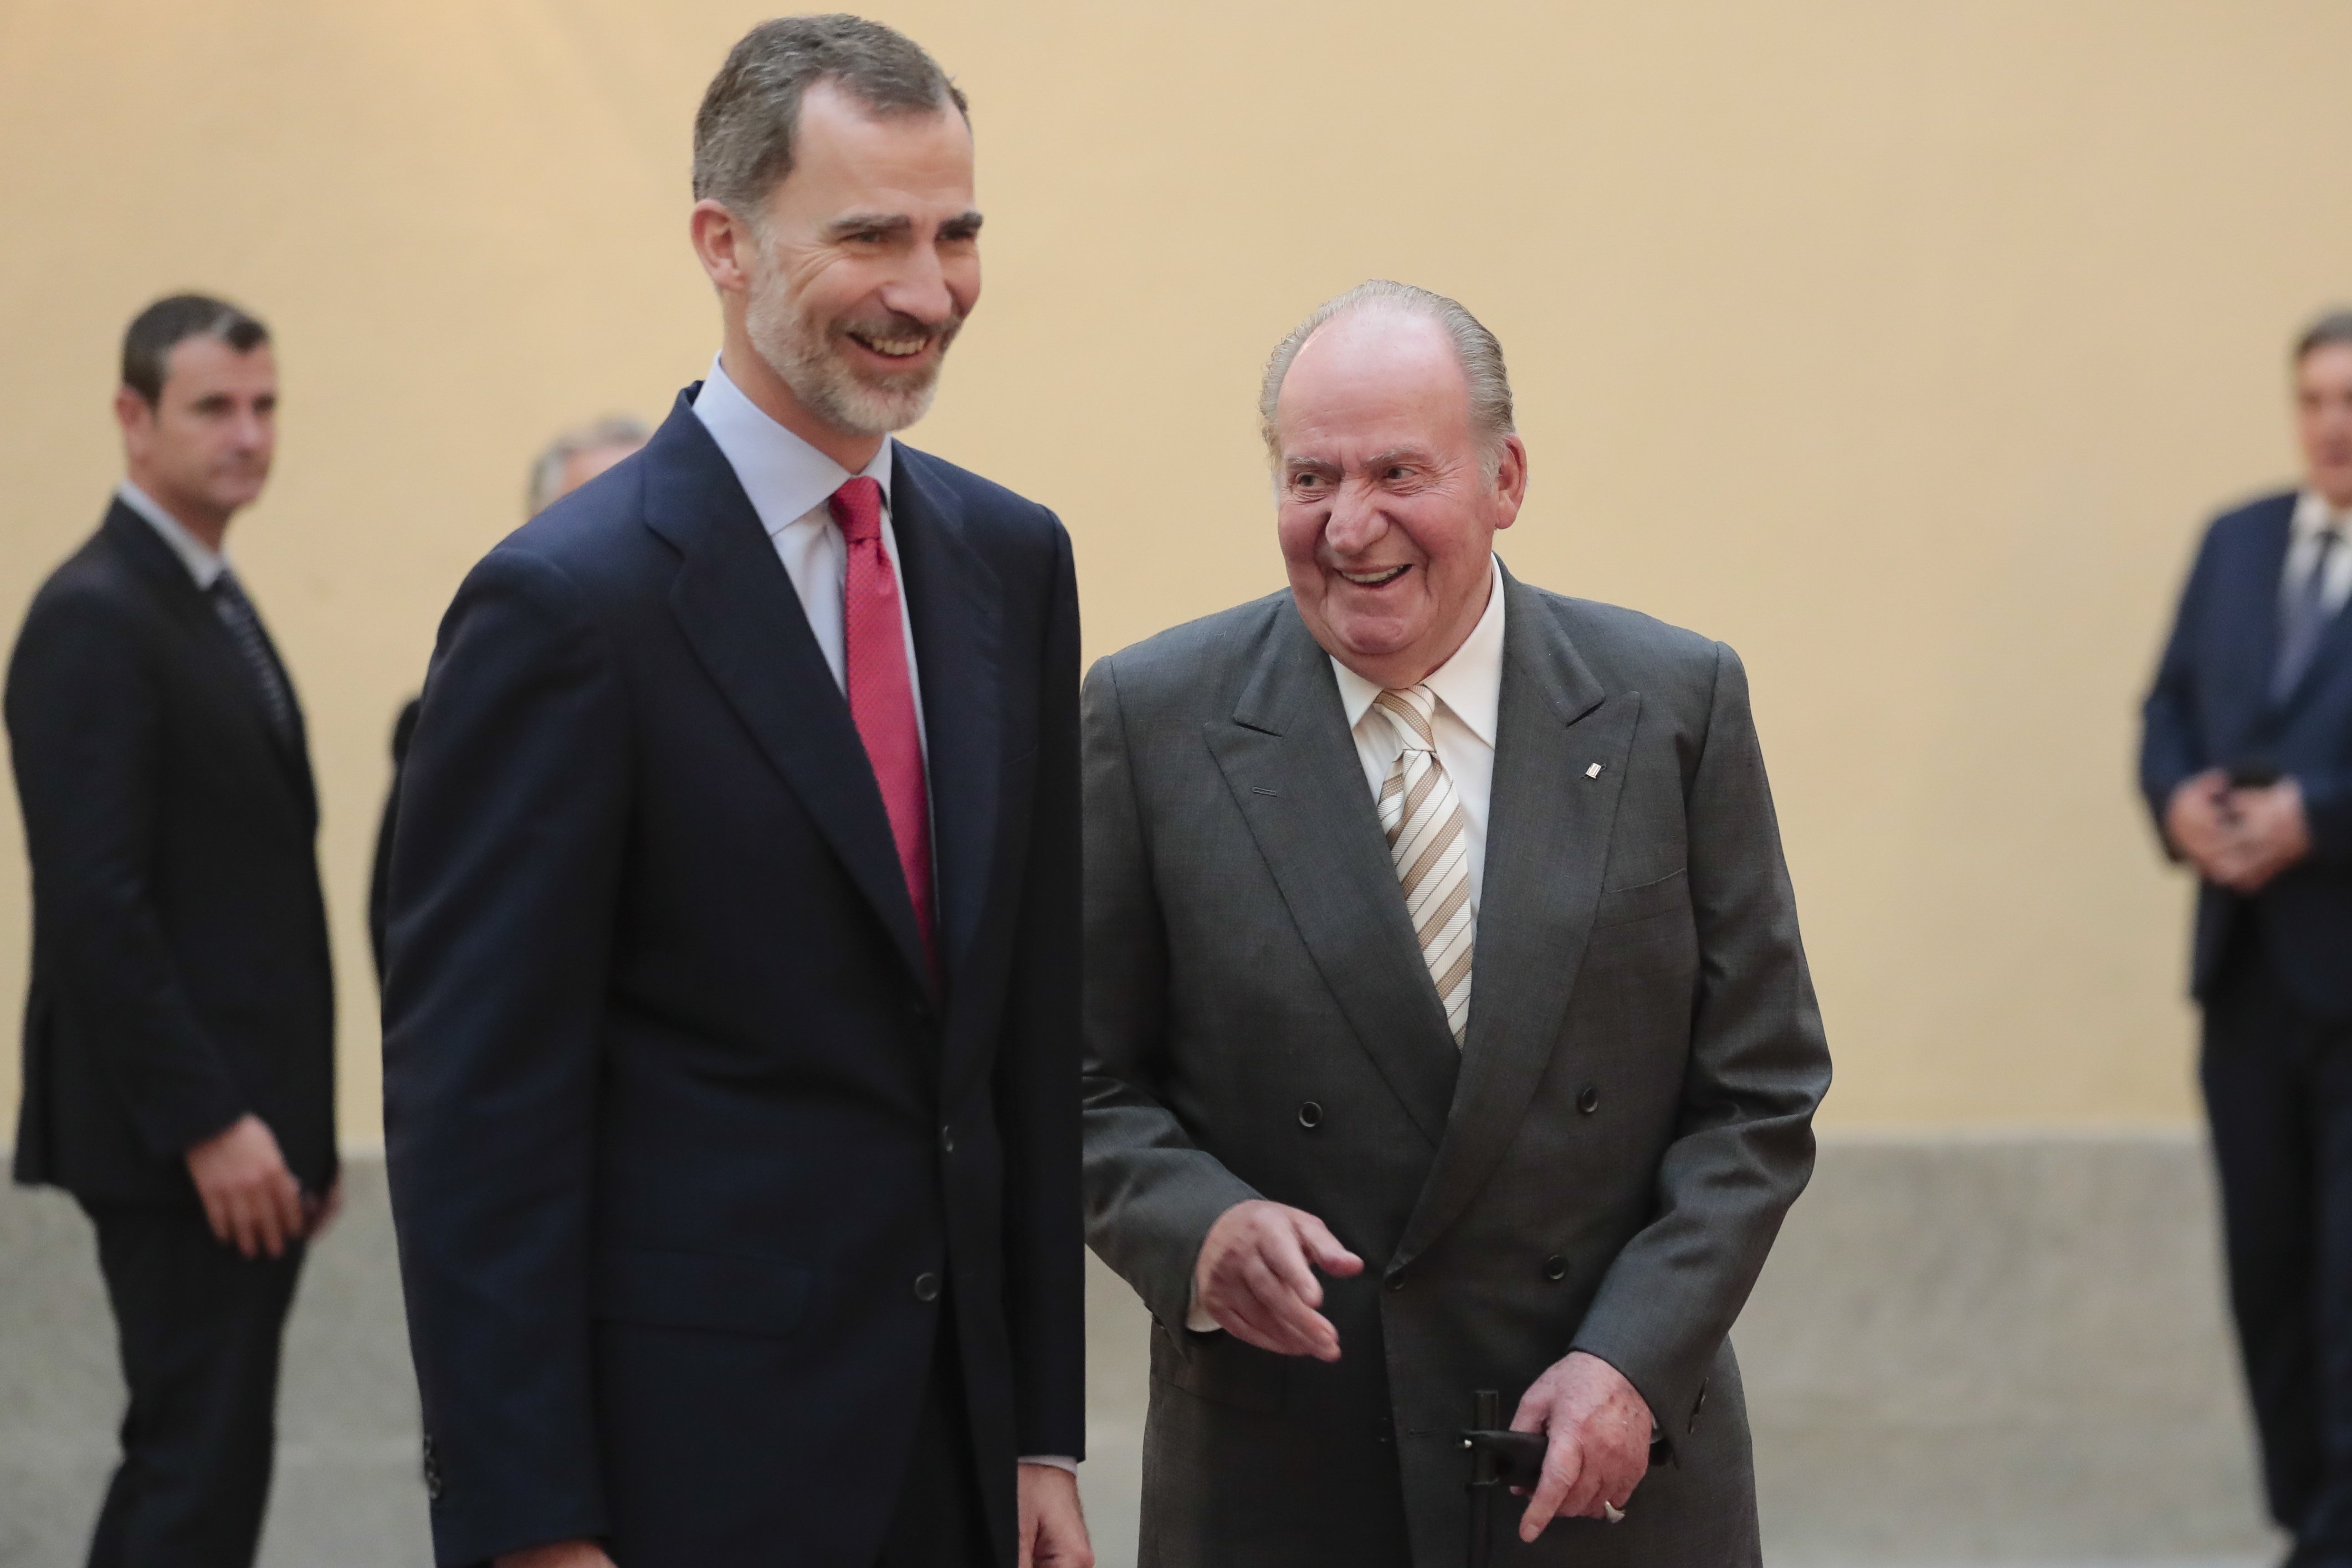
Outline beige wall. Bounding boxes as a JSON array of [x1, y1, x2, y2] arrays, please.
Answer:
[[3, 0, 2348, 1145]]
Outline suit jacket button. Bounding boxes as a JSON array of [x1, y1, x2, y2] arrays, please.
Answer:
[[1297, 1101, 1324, 1129], [1543, 1254, 1570, 1282], [914, 1272, 942, 1303], [1577, 1085, 1601, 1115], [1385, 1273, 1406, 1293], [940, 1123, 956, 1154]]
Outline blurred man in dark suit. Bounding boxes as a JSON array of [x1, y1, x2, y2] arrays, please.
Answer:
[[7, 294, 337, 1567], [2143, 309, 2352, 1565], [1083, 282, 1829, 1565], [382, 18, 1088, 1568], [368, 416, 648, 980]]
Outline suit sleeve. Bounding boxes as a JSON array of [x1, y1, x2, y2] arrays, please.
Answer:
[[381, 549, 627, 1566], [4, 587, 247, 1157], [1566, 643, 1830, 1447], [2139, 522, 2219, 850], [991, 518, 1088, 1459], [1079, 655, 1262, 1333]]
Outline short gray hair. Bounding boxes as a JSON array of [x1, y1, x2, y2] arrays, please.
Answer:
[[2296, 309, 2352, 364], [527, 416, 650, 516], [693, 15, 967, 216], [1259, 280, 1514, 467]]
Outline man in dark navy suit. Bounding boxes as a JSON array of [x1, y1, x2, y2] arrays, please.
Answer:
[[8, 294, 337, 1567], [2144, 309, 2352, 1566], [382, 18, 1089, 1568]]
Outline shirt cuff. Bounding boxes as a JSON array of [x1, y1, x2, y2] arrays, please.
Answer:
[[1185, 1280, 1221, 1335], [1019, 1456, 1078, 1474]]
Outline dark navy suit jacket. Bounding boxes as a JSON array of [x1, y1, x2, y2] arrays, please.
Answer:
[[2141, 489, 2352, 1019], [8, 503, 335, 1205], [382, 391, 1084, 1567]]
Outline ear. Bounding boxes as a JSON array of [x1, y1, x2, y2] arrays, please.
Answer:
[[689, 198, 756, 296], [114, 386, 153, 447], [1489, 434, 1530, 531]]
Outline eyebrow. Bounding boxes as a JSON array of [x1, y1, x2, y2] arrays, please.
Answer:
[[825, 209, 984, 240]]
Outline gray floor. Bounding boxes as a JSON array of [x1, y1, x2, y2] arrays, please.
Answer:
[[0, 1134, 2290, 1566]]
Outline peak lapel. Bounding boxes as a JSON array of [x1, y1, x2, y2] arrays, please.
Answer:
[[642, 395, 931, 991], [1395, 568, 1637, 1270], [1203, 603, 1458, 1147], [891, 453, 1000, 999]]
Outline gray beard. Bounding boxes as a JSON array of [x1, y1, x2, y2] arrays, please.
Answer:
[[744, 276, 948, 440]]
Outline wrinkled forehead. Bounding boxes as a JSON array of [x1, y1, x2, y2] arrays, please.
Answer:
[[1275, 321, 1477, 464]]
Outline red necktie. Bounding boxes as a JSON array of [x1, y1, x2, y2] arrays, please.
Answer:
[[829, 477, 936, 973]]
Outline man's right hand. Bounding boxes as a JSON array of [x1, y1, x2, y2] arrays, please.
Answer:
[[1193, 1200, 1363, 1361], [2166, 768, 2236, 878], [496, 1543, 615, 1568], [185, 1114, 306, 1259]]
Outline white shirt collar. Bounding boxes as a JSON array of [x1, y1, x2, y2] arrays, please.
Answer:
[[2295, 490, 2350, 542], [1329, 554, 1507, 748], [116, 480, 227, 590], [692, 353, 892, 539]]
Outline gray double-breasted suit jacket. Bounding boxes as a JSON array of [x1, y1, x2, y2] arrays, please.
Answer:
[[1081, 563, 1830, 1566]]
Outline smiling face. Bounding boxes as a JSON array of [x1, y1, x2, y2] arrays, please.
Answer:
[[692, 79, 979, 465], [2298, 340, 2352, 509], [115, 335, 278, 545], [1273, 308, 1527, 688]]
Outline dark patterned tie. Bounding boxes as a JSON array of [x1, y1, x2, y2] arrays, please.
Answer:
[[209, 570, 296, 749], [2274, 525, 2344, 702]]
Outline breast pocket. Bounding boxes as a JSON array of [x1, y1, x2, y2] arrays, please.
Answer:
[[1591, 867, 1689, 929]]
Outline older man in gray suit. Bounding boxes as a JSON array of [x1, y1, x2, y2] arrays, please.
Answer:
[[1082, 281, 1830, 1565]]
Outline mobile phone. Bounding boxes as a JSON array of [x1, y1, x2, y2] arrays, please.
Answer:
[[1462, 1428, 1549, 1489]]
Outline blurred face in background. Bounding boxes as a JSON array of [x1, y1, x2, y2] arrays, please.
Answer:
[[2297, 341, 2352, 509], [1273, 308, 1526, 689], [727, 80, 980, 440], [115, 336, 278, 536], [555, 439, 643, 501]]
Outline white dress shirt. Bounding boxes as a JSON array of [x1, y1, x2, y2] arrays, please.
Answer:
[[693, 356, 1072, 1472], [1327, 554, 1506, 916], [1186, 557, 1506, 1335], [2286, 490, 2352, 619], [117, 480, 227, 590], [691, 354, 928, 761]]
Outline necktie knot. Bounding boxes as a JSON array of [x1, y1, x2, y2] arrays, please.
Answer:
[[828, 476, 885, 546], [1374, 685, 1439, 754]]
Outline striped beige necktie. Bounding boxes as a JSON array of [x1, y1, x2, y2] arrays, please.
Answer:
[[1374, 685, 1475, 1046]]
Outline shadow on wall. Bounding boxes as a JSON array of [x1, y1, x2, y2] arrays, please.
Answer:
[[0, 1135, 2283, 1568]]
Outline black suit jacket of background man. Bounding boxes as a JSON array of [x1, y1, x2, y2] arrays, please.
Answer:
[[8, 500, 335, 1204], [1083, 568, 1829, 1566], [2143, 490, 2352, 1018], [381, 390, 1085, 1568]]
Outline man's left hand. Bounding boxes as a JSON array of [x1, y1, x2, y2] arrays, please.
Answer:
[[1509, 1350, 1654, 1540], [1017, 1461, 1093, 1568], [2212, 778, 2314, 893]]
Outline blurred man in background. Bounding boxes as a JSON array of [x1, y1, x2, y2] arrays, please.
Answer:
[[523, 415, 652, 520], [6, 294, 337, 1567], [2143, 310, 2352, 1565], [368, 415, 649, 978]]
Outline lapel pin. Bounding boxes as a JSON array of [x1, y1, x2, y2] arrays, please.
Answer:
[[1585, 763, 1603, 780]]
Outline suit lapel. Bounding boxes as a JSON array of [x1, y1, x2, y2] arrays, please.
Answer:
[[892, 452, 1001, 999], [642, 395, 931, 992], [1204, 602, 1458, 1147], [1394, 567, 1637, 1270], [103, 505, 315, 826]]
